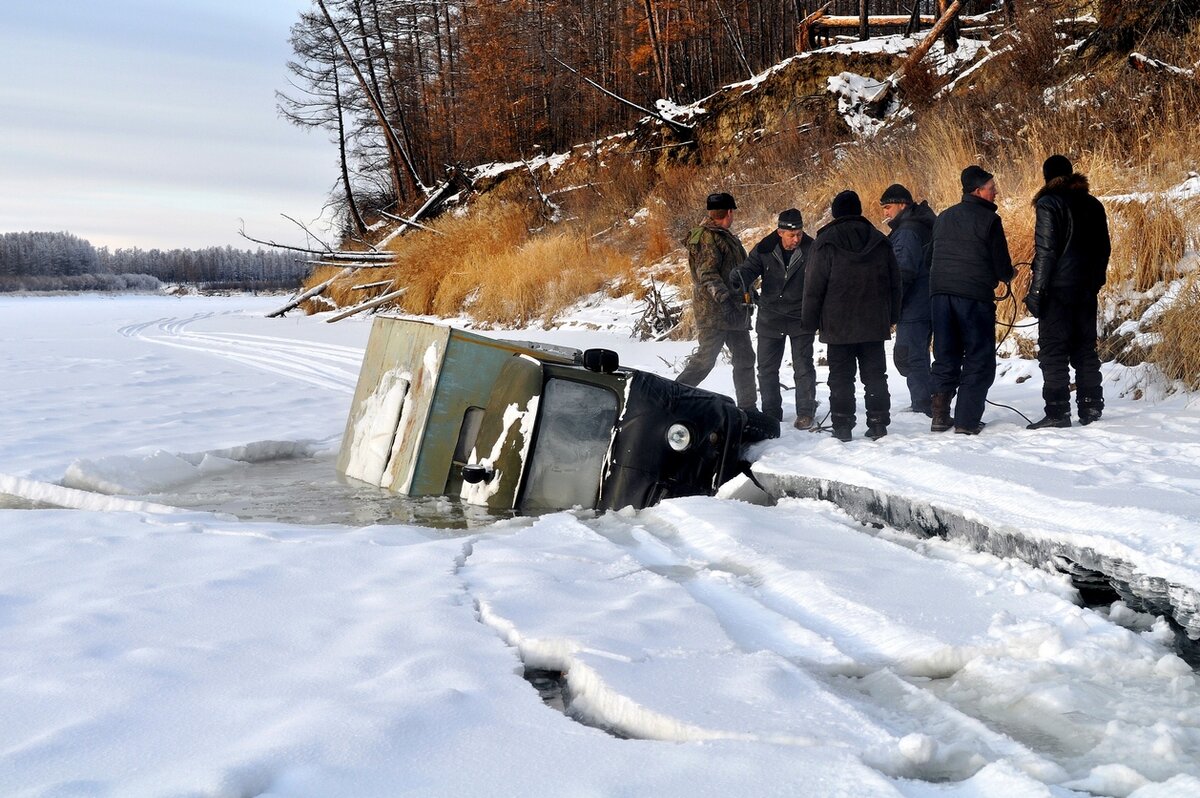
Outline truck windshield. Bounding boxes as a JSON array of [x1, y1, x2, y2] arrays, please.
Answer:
[[520, 377, 619, 511]]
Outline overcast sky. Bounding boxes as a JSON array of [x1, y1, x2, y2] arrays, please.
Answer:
[[0, 1, 338, 251]]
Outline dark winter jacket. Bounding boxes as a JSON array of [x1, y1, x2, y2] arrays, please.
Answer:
[[730, 230, 815, 336], [685, 221, 750, 331], [930, 193, 1015, 303], [1027, 174, 1110, 315], [801, 215, 902, 345], [886, 201, 937, 323]]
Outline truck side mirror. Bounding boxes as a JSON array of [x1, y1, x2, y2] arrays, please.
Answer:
[[461, 464, 495, 484], [582, 348, 619, 373]]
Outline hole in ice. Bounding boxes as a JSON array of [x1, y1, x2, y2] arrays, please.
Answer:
[[521, 667, 628, 739], [126, 454, 511, 530]]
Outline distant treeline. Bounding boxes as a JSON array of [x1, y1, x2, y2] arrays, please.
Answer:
[[0, 231, 309, 293]]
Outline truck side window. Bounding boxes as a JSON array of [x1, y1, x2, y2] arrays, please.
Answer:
[[520, 378, 619, 511]]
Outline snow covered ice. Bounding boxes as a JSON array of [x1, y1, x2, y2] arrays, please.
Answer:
[[3, 294, 1200, 797]]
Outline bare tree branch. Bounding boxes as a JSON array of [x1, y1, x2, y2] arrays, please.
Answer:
[[548, 54, 695, 136]]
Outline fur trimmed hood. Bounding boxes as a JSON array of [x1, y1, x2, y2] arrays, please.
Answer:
[[1033, 173, 1091, 205]]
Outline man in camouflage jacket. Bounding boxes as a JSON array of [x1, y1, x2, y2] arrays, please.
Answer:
[[676, 192, 757, 409]]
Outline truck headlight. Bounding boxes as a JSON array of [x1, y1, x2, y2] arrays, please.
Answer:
[[666, 423, 692, 452]]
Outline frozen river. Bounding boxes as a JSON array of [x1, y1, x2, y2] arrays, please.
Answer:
[[2, 294, 1198, 797]]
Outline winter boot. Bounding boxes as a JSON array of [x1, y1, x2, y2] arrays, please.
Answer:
[[930, 392, 953, 433], [1078, 394, 1104, 426], [865, 412, 889, 440], [954, 422, 985, 435], [1028, 400, 1072, 430], [830, 413, 853, 442]]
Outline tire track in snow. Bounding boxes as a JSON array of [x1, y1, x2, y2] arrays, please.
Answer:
[[120, 312, 363, 394], [590, 500, 1200, 788]]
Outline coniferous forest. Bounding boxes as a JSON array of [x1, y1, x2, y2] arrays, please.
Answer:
[[0, 232, 308, 293]]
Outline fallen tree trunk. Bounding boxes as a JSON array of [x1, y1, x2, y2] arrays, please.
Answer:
[[325, 287, 408, 323], [1128, 52, 1196, 79], [816, 12, 987, 27], [796, 3, 832, 52], [267, 267, 355, 318], [864, 0, 963, 112]]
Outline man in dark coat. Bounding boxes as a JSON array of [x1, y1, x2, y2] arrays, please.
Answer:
[[880, 184, 937, 416], [731, 208, 817, 429], [802, 191, 902, 442], [1025, 154, 1112, 429], [676, 192, 757, 409], [928, 165, 1015, 435]]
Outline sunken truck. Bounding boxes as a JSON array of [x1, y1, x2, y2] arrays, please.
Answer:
[[336, 317, 779, 513]]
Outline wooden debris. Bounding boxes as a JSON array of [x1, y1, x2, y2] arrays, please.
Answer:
[[268, 267, 355, 318], [632, 280, 683, 341], [863, 0, 962, 112], [351, 280, 394, 291], [1128, 52, 1196, 79], [325, 287, 408, 323]]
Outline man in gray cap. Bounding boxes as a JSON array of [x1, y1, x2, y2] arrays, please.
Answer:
[[927, 165, 1014, 434], [676, 192, 757, 409], [732, 208, 817, 428]]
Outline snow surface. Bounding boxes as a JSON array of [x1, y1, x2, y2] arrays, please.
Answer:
[[3, 293, 1200, 797]]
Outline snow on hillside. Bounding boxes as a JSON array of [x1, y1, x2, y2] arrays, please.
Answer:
[[2, 294, 1200, 797]]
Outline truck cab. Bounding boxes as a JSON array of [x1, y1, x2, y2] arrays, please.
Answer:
[[337, 317, 776, 513]]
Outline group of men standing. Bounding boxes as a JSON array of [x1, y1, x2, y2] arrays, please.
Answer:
[[676, 155, 1112, 441]]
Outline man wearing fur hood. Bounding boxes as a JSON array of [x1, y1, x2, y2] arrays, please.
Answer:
[[1025, 155, 1112, 429]]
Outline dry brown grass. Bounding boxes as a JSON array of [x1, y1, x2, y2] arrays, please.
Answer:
[[1151, 271, 1200, 389], [1108, 200, 1193, 292], [362, 198, 634, 326]]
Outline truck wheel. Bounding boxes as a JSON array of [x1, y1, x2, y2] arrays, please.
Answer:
[[741, 408, 781, 442]]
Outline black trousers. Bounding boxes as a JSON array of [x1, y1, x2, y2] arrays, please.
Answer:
[[930, 294, 996, 429], [676, 326, 758, 409], [826, 341, 890, 430], [1038, 291, 1102, 406], [756, 330, 817, 420]]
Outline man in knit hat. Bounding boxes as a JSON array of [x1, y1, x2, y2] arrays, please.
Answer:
[[879, 183, 938, 416], [927, 165, 1015, 434], [1025, 154, 1111, 428], [731, 208, 817, 429], [802, 190, 902, 442], [676, 192, 757, 409]]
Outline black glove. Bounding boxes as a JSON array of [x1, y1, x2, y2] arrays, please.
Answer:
[[709, 284, 731, 304], [1024, 292, 1041, 318]]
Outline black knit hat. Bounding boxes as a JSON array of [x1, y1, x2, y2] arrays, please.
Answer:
[[776, 208, 804, 230], [879, 183, 914, 205], [831, 190, 862, 219], [961, 165, 994, 193], [1043, 154, 1073, 182], [706, 192, 737, 211]]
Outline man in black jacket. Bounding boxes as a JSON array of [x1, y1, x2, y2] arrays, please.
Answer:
[[880, 184, 937, 416], [1025, 154, 1112, 428], [802, 191, 902, 442], [731, 208, 817, 429], [928, 165, 1015, 434]]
